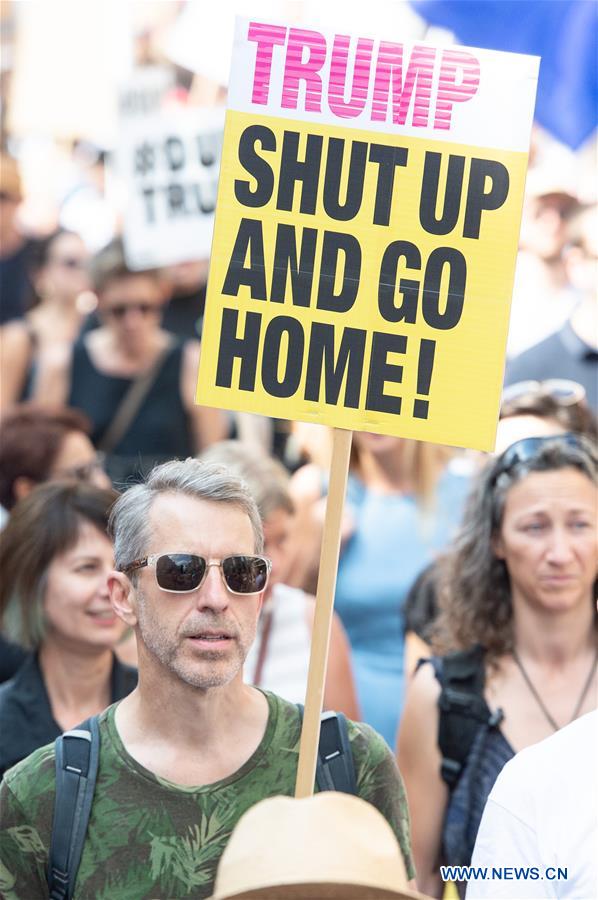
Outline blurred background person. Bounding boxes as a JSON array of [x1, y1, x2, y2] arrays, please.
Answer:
[[0, 228, 91, 408], [0, 152, 32, 326], [506, 167, 581, 359], [200, 440, 359, 719], [0, 403, 112, 681], [0, 481, 137, 779], [0, 403, 110, 515], [289, 433, 472, 745], [397, 434, 597, 897], [505, 202, 598, 411], [31, 238, 227, 484]]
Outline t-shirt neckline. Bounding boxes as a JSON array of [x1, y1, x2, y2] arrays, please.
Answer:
[[102, 688, 280, 794]]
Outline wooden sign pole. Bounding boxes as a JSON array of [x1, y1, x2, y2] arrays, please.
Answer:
[[295, 426, 353, 798]]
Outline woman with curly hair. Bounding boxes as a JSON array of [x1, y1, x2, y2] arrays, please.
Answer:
[[397, 433, 598, 897]]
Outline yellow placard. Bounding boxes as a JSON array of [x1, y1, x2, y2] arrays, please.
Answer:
[[197, 109, 529, 451]]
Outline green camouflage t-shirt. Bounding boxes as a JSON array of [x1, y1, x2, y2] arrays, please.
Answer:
[[0, 691, 414, 899]]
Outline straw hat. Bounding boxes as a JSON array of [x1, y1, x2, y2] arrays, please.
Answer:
[[209, 792, 430, 900]]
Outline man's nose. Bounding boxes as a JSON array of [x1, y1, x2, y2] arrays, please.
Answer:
[[195, 564, 230, 610]]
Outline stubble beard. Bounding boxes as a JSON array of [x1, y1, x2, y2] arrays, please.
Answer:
[[135, 589, 256, 689]]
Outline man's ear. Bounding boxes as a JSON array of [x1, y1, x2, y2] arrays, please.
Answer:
[[109, 571, 138, 627]]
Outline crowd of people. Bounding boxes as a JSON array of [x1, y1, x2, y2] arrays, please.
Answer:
[[0, 8, 597, 900]]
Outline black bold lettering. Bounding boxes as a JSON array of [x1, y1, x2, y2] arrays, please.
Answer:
[[235, 125, 276, 208], [261, 316, 304, 398], [419, 152, 465, 235], [323, 139, 367, 221], [305, 322, 366, 407], [316, 232, 361, 313], [422, 247, 467, 329], [165, 136, 186, 171], [463, 158, 509, 239], [368, 143, 409, 226], [365, 332, 407, 414], [378, 240, 421, 323], [215, 308, 261, 390], [270, 224, 317, 306], [276, 131, 323, 215], [222, 218, 267, 300]]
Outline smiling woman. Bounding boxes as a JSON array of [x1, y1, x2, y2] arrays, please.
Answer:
[[397, 433, 597, 898], [0, 481, 137, 778]]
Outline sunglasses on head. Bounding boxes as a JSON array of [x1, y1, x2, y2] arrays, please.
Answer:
[[105, 302, 162, 319], [494, 432, 583, 480], [502, 379, 586, 408], [121, 553, 271, 595]]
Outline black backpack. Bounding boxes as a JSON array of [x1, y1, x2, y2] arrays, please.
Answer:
[[424, 644, 504, 789], [47, 707, 356, 900]]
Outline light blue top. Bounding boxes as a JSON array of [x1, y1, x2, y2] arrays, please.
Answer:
[[334, 465, 471, 746]]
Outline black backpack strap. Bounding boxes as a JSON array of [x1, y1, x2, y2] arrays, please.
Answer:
[[48, 716, 100, 900], [296, 705, 357, 795], [426, 646, 501, 790]]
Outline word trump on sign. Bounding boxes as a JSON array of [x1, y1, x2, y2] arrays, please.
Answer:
[[247, 23, 479, 130], [197, 19, 538, 451]]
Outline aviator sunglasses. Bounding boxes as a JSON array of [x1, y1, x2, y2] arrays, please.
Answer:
[[120, 553, 271, 595]]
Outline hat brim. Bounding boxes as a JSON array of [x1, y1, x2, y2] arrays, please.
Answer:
[[210, 880, 428, 900]]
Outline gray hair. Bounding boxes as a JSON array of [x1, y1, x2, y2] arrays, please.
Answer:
[[110, 458, 264, 574]]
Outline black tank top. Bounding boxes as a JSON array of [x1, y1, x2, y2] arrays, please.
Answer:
[[68, 338, 194, 485]]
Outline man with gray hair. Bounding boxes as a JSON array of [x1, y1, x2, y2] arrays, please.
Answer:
[[0, 458, 414, 899]]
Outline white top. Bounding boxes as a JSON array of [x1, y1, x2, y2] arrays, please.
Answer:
[[467, 711, 598, 899], [244, 583, 311, 704]]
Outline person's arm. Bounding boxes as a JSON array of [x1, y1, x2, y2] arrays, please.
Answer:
[[0, 321, 31, 411], [181, 340, 228, 451], [0, 776, 49, 898], [304, 597, 360, 720], [396, 662, 448, 897]]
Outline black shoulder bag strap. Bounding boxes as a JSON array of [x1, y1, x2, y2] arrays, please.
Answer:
[[47, 715, 100, 900], [420, 646, 502, 790], [296, 705, 357, 795]]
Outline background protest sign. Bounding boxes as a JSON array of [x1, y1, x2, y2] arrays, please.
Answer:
[[197, 19, 538, 452], [196, 18, 538, 797], [117, 106, 223, 270]]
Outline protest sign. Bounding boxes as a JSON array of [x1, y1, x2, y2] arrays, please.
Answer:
[[196, 18, 538, 796], [118, 107, 223, 270], [197, 20, 538, 452]]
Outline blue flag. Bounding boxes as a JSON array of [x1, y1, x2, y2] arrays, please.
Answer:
[[411, 0, 597, 149]]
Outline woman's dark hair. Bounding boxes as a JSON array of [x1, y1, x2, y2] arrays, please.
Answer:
[[433, 435, 598, 662], [0, 480, 119, 648], [29, 228, 79, 275], [0, 403, 93, 510]]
